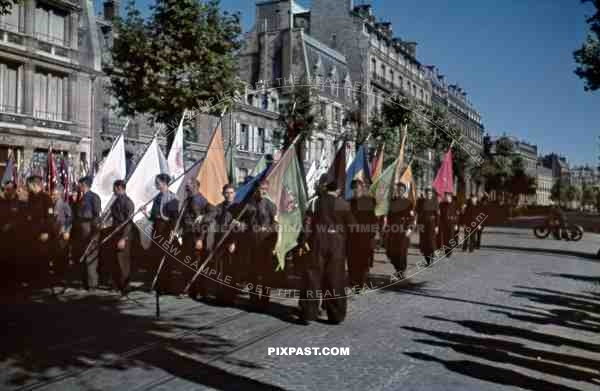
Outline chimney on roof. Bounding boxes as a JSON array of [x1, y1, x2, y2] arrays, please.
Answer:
[[103, 0, 119, 20], [403, 41, 417, 57]]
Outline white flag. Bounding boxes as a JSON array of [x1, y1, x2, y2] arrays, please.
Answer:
[[345, 142, 355, 171], [128, 137, 169, 250], [168, 112, 186, 195], [308, 147, 330, 197], [91, 134, 127, 213]]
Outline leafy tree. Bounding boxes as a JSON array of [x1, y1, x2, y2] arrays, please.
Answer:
[[0, 0, 18, 15], [574, 0, 600, 91], [272, 85, 317, 168], [108, 0, 242, 149], [581, 184, 597, 207]]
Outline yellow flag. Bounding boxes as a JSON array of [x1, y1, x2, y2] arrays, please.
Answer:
[[196, 126, 228, 205], [394, 124, 408, 185], [399, 164, 417, 207]]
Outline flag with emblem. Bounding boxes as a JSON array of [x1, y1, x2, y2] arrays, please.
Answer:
[[91, 134, 127, 213], [264, 143, 307, 270], [432, 147, 454, 201], [399, 163, 417, 208], [168, 112, 186, 195], [345, 144, 371, 200], [369, 157, 398, 216]]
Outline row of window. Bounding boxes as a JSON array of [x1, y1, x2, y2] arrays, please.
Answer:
[[236, 123, 266, 154], [369, 33, 424, 80], [0, 60, 69, 121], [0, 2, 70, 47], [246, 93, 278, 113], [370, 58, 430, 105], [319, 101, 343, 126]]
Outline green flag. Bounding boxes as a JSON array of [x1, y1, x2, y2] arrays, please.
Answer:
[[225, 142, 235, 185], [370, 157, 399, 217], [250, 154, 267, 177], [264, 145, 307, 270]]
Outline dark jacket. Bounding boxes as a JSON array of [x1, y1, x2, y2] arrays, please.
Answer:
[[73, 190, 102, 232], [149, 191, 179, 223], [25, 191, 54, 237], [110, 193, 135, 241], [308, 192, 357, 258]]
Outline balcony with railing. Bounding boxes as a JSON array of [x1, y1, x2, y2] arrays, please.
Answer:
[[0, 21, 26, 46], [34, 31, 71, 58]]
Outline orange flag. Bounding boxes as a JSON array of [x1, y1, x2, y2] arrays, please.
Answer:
[[196, 126, 228, 205]]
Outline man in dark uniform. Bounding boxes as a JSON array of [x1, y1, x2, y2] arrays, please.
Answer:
[[348, 179, 376, 291], [385, 182, 415, 278], [438, 191, 460, 257], [462, 193, 482, 252], [105, 180, 135, 295], [299, 175, 356, 324], [180, 178, 214, 298], [0, 181, 24, 290], [50, 186, 72, 290], [213, 184, 239, 305], [21, 176, 54, 288], [417, 188, 440, 266], [71, 176, 102, 291], [243, 180, 278, 310], [148, 173, 180, 294]]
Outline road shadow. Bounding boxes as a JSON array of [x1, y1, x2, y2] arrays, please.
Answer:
[[0, 292, 285, 390], [483, 245, 597, 261], [403, 280, 600, 390], [536, 272, 600, 285]]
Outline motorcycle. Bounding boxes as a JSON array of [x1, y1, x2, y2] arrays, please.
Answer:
[[533, 219, 584, 242]]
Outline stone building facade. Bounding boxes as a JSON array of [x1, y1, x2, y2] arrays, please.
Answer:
[[0, 0, 100, 180]]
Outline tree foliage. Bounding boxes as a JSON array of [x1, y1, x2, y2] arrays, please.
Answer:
[[0, 0, 18, 16], [574, 0, 600, 91], [108, 0, 242, 148]]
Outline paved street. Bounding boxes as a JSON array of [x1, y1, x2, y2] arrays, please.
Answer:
[[1, 227, 599, 391]]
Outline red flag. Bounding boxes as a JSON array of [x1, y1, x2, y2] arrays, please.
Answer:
[[325, 142, 347, 191], [432, 147, 454, 201], [47, 147, 57, 193], [370, 144, 384, 182]]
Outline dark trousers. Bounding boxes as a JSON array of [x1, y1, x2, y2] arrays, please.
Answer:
[[105, 235, 131, 292], [73, 222, 98, 290], [462, 226, 482, 252], [300, 248, 347, 324], [386, 235, 409, 273], [51, 235, 70, 286], [347, 235, 372, 288], [440, 224, 459, 257], [247, 231, 277, 308], [152, 221, 178, 294], [19, 235, 51, 288], [215, 248, 237, 304]]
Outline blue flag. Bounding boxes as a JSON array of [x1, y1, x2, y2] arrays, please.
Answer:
[[1, 154, 14, 186], [345, 144, 371, 200], [233, 166, 270, 205]]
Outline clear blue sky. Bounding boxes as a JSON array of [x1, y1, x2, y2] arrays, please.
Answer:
[[118, 0, 600, 167]]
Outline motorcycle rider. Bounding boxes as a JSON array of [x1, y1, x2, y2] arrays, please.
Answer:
[[548, 205, 569, 240]]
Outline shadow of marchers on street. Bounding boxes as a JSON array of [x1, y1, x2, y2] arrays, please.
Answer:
[[0, 294, 281, 391], [404, 325, 600, 384], [536, 272, 600, 284], [404, 352, 586, 391], [424, 316, 600, 353]]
